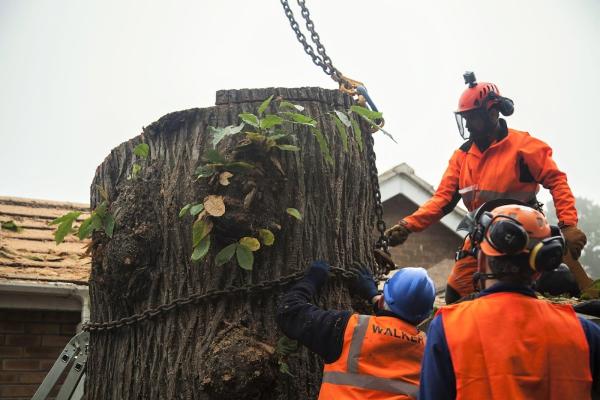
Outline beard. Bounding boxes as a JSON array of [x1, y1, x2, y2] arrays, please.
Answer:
[[469, 118, 497, 151]]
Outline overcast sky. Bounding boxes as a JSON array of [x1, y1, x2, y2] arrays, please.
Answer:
[[1, 0, 598, 210]]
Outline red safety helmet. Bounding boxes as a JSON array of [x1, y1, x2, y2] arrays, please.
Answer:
[[454, 72, 514, 139], [456, 82, 501, 113]]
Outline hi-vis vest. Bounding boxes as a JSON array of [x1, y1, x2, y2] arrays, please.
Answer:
[[318, 314, 424, 400], [440, 292, 592, 400]]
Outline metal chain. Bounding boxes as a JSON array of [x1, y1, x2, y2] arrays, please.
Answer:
[[279, 0, 346, 86], [82, 267, 358, 333], [365, 127, 390, 273]]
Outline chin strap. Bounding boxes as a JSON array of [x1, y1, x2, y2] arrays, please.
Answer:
[[472, 271, 497, 292]]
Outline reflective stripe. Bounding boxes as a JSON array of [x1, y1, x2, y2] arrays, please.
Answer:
[[458, 185, 477, 195], [322, 371, 420, 399], [347, 315, 370, 373]]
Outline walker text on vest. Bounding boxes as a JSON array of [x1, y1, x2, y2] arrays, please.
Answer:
[[372, 324, 423, 344]]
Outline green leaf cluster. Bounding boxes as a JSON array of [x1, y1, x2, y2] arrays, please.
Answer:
[[78, 201, 115, 241], [349, 105, 396, 143], [49, 212, 82, 244], [278, 108, 336, 165], [131, 164, 142, 179], [192, 235, 210, 261], [332, 111, 349, 152], [329, 110, 363, 152], [195, 149, 254, 180], [237, 97, 302, 151], [276, 335, 298, 355], [179, 203, 204, 218], [206, 95, 340, 171], [214, 235, 263, 270], [279, 101, 304, 112], [50, 200, 116, 245], [276, 335, 298, 377], [242, 130, 296, 152], [210, 228, 276, 270], [190, 216, 213, 262], [134, 143, 150, 159], [185, 95, 351, 274], [311, 129, 334, 166], [209, 123, 245, 147], [130, 142, 150, 179], [258, 228, 275, 246], [286, 208, 302, 220], [1, 220, 22, 232], [278, 361, 294, 377]]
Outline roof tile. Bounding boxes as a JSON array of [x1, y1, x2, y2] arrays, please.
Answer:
[[0, 197, 91, 285]]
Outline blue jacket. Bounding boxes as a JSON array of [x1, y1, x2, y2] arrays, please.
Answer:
[[419, 282, 600, 399]]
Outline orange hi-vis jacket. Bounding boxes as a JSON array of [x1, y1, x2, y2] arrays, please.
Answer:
[[318, 314, 424, 400], [403, 125, 578, 231], [439, 292, 592, 399]]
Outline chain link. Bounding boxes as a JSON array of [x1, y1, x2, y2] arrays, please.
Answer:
[[82, 268, 360, 333], [279, 0, 390, 259], [365, 127, 392, 279], [280, 0, 347, 86]]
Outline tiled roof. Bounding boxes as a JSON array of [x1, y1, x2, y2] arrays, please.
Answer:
[[0, 197, 91, 284]]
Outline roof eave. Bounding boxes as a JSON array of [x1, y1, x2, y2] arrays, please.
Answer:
[[379, 163, 466, 238]]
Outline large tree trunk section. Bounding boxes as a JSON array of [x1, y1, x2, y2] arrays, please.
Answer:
[[86, 87, 376, 399]]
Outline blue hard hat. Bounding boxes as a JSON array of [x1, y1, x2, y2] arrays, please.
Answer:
[[383, 267, 436, 324]]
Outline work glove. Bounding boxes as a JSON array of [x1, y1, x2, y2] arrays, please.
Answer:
[[561, 225, 587, 260], [349, 262, 379, 301], [385, 220, 411, 247], [304, 260, 330, 289]]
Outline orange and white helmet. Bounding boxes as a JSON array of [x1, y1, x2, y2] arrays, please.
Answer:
[[478, 204, 564, 272]]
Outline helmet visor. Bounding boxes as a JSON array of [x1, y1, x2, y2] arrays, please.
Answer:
[[455, 112, 469, 140]]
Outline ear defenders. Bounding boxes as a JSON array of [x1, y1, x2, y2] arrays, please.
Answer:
[[486, 92, 514, 116], [481, 213, 565, 272]]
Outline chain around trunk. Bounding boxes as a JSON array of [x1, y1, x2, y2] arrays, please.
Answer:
[[83, 267, 358, 332], [84, 136, 391, 332]]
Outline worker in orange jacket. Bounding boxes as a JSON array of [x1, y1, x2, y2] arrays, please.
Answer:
[[386, 71, 587, 303], [419, 203, 599, 399], [276, 261, 436, 399]]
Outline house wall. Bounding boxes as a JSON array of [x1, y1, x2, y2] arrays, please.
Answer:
[[0, 308, 80, 399], [382, 194, 463, 270]]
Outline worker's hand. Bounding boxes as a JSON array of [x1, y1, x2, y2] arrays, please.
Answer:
[[385, 220, 411, 247], [561, 225, 587, 260], [304, 260, 330, 288], [349, 262, 379, 301]]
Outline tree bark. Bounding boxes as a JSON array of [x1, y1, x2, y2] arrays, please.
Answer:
[[86, 87, 376, 399]]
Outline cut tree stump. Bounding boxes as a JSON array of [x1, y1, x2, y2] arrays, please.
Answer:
[[85, 87, 378, 399]]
